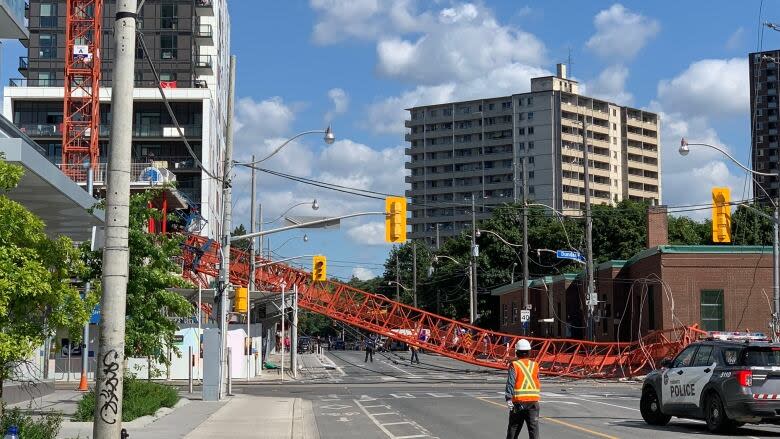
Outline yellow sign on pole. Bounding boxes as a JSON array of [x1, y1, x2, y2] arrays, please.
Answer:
[[711, 187, 731, 243]]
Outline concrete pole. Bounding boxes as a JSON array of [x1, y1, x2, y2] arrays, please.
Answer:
[[217, 55, 237, 399], [582, 121, 596, 341], [93, 1, 136, 436], [774, 201, 779, 341], [395, 254, 400, 302], [197, 285, 201, 378], [412, 242, 417, 308], [436, 224, 441, 251], [292, 284, 298, 379], [522, 156, 530, 335], [248, 155, 256, 382]]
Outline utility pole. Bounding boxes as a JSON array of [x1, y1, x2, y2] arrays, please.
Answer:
[[292, 284, 298, 378], [522, 157, 530, 335], [435, 223, 440, 251], [93, 1, 136, 436], [217, 55, 237, 399], [248, 154, 256, 382], [470, 194, 478, 324], [412, 241, 417, 308], [395, 253, 400, 301], [582, 120, 596, 341], [78, 163, 94, 392]]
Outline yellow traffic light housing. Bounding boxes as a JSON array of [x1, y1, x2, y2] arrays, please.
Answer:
[[234, 287, 248, 313], [385, 196, 407, 243], [711, 187, 731, 243], [312, 255, 327, 282]]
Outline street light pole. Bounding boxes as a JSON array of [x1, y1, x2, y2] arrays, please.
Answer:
[[522, 156, 530, 335], [680, 139, 780, 340], [78, 163, 93, 392], [395, 253, 400, 302], [582, 121, 596, 341], [412, 241, 418, 308], [93, 1, 136, 435], [248, 154, 256, 382], [471, 194, 478, 324]]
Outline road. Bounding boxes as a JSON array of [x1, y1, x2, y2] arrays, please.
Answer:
[[235, 350, 780, 438]]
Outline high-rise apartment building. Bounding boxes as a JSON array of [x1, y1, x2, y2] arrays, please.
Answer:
[[750, 49, 780, 201], [405, 64, 661, 243], [3, 0, 230, 237]]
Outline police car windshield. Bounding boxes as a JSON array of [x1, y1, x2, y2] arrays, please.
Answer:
[[744, 347, 780, 367]]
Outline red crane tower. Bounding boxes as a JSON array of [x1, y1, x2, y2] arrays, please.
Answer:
[[61, 0, 103, 182]]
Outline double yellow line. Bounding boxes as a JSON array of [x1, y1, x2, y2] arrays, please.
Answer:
[[478, 398, 620, 439]]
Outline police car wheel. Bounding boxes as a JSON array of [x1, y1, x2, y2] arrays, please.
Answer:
[[640, 387, 671, 426], [704, 392, 737, 433]]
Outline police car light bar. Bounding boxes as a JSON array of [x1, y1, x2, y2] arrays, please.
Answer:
[[708, 331, 769, 341]]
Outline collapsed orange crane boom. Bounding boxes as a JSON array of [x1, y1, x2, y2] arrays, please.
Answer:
[[181, 234, 704, 377]]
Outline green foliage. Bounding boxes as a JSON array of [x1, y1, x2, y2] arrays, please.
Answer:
[[731, 204, 774, 245], [74, 376, 179, 422], [591, 200, 648, 262], [84, 189, 193, 363], [0, 158, 89, 381], [668, 215, 710, 245], [0, 405, 62, 439], [298, 310, 337, 337], [232, 224, 250, 251]]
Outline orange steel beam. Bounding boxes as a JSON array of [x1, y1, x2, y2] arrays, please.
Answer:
[[62, 0, 102, 182], [181, 234, 706, 378]]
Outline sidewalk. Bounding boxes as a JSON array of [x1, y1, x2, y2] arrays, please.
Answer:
[[185, 394, 319, 439]]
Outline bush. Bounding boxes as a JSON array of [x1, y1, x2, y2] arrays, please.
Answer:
[[0, 405, 62, 439], [74, 377, 179, 422]]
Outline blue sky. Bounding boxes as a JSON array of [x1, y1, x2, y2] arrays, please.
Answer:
[[1, 1, 777, 282]]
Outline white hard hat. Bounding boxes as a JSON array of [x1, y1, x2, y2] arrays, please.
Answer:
[[515, 339, 531, 351]]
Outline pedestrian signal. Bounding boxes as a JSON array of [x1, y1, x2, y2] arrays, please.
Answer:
[[234, 287, 248, 313]]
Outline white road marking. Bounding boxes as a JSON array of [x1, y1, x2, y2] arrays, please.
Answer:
[[382, 360, 420, 378], [372, 412, 399, 416], [353, 399, 436, 439], [425, 393, 453, 398], [391, 393, 416, 399], [362, 404, 392, 409], [568, 396, 639, 412], [382, 422, 413, 426]]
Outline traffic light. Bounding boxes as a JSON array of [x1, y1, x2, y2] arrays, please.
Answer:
[[711, 187, 732, 243], [312, 255, 327, 282], [234, 287, 248, 313], [385, 196, 407, 243]]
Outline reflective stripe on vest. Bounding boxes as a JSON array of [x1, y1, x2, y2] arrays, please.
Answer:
[[512, 359, 540, 402]]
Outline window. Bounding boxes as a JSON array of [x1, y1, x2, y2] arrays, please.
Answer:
[[38, 71, 54, 86], [460, 106, 471, 115], [528, 156, 535, 164], [40, 3, 57, 27], [672, 345, 698, 368], [528, 141, 534, 149], [528, 171, 534, 179], [527, 97, 533, 105], [511, 302, 518, 323], [502, 304, 509, 325], [488, 103, 495, 111], [722, 348, 741, 366], [527, 112, 534, 120], [612, 137, 617, 145], [692, 345, 714, 367], [159, 72, 174, 81], [701, 289, 724, 331], [161, 4, 177, 29], [528, 186, 535, 194], [518, 142, 524, 150], [517, 127, 525, 135], [612, 122, 617, 130], [518, 113, 525, 121], [528, 127, 535, 135], [502, 101, 512, 110], [612, 109, 617, 117], [39, 33, 57, 59], [161, 35, 177, 59]]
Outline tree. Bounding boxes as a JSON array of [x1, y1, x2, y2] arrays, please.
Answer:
[[232, 224, 250, 251], [731, 204, 774, 245], [0, 156, 90, 404], [84, 189, 193, 372], [668, 215, 710, 245]]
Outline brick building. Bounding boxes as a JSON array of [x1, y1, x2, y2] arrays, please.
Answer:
[[493, 207, 774, 341]]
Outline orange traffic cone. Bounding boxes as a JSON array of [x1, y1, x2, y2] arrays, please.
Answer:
[[77, 372, 89, 391]]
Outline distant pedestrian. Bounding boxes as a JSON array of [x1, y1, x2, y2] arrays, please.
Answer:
[[410, 345, 420, 364], [284, 336, 290, 353], [364, 335, 376, 363], [505, 339, 540, 439]]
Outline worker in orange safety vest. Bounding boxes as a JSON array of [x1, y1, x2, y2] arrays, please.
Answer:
[[505, 339, 540, 439]]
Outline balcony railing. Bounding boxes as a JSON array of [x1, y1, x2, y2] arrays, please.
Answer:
[[58, 163, 179, 184], [194, 55, 213, 71], [18, 56, 28, 71], [9, 78, 208, 88], [18, 123, 201, 139], [195, 24, 213, 39]]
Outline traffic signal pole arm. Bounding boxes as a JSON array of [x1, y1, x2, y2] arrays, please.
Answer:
[[231, 211, 386, 241]]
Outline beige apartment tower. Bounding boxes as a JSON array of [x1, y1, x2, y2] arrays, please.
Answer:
[[405, 64, 661, 243]]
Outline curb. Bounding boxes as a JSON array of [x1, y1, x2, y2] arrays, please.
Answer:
[[62, 397, 190, 428], [316, 354, 337, 370]]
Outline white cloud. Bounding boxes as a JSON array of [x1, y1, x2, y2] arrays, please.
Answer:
[[366, 63, 550, 134], [586, 4, 660, 60], [725, 27, 745, 51], [352, 266, 377, 280], [346, 221, 388, 246], [309, 0, 430, 44], [375, 4, 545, 85], [657, 58, 748, 119], [234, 97, 296, 142], [585, 64, 633, 104], [324, 88, 349, 123]]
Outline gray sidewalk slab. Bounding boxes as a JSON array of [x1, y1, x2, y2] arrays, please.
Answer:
[[185, 394, 319, 439]]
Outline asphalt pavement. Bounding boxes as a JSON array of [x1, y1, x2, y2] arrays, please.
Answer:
[[234, 349, 780, 438]]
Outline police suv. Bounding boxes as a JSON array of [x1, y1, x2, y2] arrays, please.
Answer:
[[641, 332, 780, 433]]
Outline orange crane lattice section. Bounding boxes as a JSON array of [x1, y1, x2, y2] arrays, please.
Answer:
[[181, 234, 705, 378], [61, 0, 103, 182]]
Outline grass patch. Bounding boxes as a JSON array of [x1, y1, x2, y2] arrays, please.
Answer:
[[74, 377, 179, 422], [1, 405, 62, 439]]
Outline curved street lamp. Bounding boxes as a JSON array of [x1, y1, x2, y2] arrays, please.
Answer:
[[679, 137, 780, 340], [270, 234, 309, 253], [477, 228, 523, 248], [234, 126, 335, 166], [263, 199, 319, 225]]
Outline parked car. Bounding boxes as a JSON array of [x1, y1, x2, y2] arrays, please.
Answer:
[[331, 339, 346, 350], [297, 336, 312, 354]]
